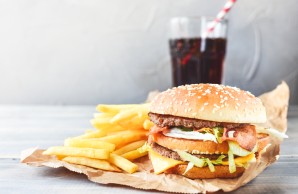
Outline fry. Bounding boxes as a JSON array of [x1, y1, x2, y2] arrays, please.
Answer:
[[143, 119, 154, 130], [121, 149, 148, 161], [64, 138, 115, 152], [56, 155, 66, 160], [118, 117, 145, 130], [110, 108, 139, 124], [91, 119, 126, 132], [109, 153, 138, 173], [113, 140, 146, 155], [43, 146, 109, 159], [74, 130, 107, 139], [63, 156, 121, 172], [91, 118, 111, 127], [44, 102, 151, 174], [98, 130, 146, 148], [96, 104, 139, 114], [91, 121, 111, 130]]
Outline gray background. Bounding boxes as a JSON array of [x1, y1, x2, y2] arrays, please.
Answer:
[[0, 0, 297, 105]]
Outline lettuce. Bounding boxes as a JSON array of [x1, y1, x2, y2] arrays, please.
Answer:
[[228, 141, 251, 156], [201, 127, 213, 134], [213, 127, 224, 143], [177, 150, 205, 167], [205, 158, 215, 172], [213, 155, 226, 165], [228, 149, 236, 173], [177, 151, 226, 173], [183, 162, 194, 175], [179, 127, 193, 132]]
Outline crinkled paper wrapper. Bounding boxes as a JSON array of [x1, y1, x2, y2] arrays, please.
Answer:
[[21, 82, 290, 193]]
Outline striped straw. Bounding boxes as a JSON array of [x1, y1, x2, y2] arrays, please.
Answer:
[[206, 0, 237, 35]]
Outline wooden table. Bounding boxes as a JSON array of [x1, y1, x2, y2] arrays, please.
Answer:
[[1, 105, 298, 194]]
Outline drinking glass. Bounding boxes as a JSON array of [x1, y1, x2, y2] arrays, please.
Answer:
[[169, 17, 228, 86]]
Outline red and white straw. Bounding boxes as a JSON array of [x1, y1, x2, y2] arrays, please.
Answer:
[[206, 0, 237, 35]]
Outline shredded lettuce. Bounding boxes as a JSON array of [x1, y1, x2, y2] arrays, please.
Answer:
[[183, 162, 194, 175], [213, 155, 226, 165], [200, 127, 213, 134], [205, 158, 215, 172], [213, 127, 224, 143], [228, 149, 236, 173], [228, 141, 252, 156], [177, 150, 205, 167], [177, 151, 225, 172], [179, 127, 193, 132]]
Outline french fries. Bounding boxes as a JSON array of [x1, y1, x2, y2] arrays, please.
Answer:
[[113, 140, 146, 155], [63, 156, 121, 172], [43, 146, 109, 159], [109, 153, 138, 174], [96, 104, 140, 114], [143, 119, 154, 130], [44, 103, 152, 174], [74, 130, 107, 139], [98, 130, 147, 148], [121, 149, 148, 161], [64, 138, 115, 152]]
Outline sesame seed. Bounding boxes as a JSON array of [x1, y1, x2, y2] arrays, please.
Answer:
[[205, 89, 211, 94]]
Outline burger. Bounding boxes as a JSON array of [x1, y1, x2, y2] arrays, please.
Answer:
[[147, 84, 270, 179]]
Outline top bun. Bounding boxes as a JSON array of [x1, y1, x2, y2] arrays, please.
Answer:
[[150, 84, 266, 123]]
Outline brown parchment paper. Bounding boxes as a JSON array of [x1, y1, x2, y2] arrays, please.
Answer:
[[21, 82, 290, 193]]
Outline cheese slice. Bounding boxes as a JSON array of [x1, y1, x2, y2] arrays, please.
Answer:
[[149, 149, 254, 174], [221, 153, 255, 166], [149, 149, 183, 174]]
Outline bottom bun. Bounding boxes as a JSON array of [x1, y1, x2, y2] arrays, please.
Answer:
[[165, 165, 245, 179]]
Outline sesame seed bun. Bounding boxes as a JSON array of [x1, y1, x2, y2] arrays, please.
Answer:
[[150, 84, 266, 123]]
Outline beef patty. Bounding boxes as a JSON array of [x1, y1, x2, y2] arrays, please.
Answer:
[[149, 113, 246, 129], [151, 142, 225, 161]]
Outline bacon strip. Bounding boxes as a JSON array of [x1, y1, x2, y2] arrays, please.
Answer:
[[150, 124, 257, 152], [221, 125, 257, 151], [149, 125, 169, 134]]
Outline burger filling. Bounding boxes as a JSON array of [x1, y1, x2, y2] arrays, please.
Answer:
[[148, 113, 262, 174]]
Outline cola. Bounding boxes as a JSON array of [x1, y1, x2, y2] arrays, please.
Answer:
[[169, 38, 227, 86]]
